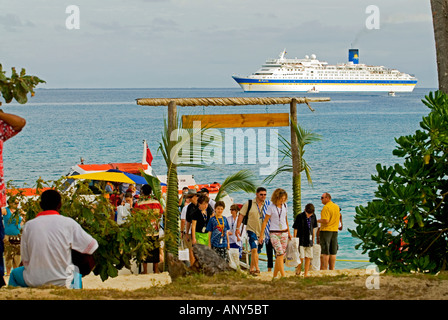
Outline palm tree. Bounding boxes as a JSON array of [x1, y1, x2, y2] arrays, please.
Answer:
[[264, 119, 322, 218], [158, 112, 216, 259]]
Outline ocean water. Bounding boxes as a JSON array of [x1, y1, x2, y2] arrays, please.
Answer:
[[2, 87, 435, 270]]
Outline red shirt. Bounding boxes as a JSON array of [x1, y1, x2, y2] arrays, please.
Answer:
[[0, 121, 20, 207], [134, 198, 163, 235], [36, 210, 60, 217]]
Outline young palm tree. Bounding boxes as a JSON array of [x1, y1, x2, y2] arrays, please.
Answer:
[[264, 119, 322, 217], [157, 112, 216, 258]]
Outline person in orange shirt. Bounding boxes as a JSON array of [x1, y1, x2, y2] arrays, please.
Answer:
[[317, 192, 341, 270]]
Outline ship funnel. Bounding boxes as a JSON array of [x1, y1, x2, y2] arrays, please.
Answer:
[[348, 49, 359, 64]]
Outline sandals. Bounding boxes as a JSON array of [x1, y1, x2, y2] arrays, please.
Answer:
[[249, 270, 260, 276]]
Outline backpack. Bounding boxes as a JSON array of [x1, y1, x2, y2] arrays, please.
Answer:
[[241, 200, 252, 225]]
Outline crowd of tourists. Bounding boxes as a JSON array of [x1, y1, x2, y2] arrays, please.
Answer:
[[0, 180, 341, 288], [180, 186, 342, 278]]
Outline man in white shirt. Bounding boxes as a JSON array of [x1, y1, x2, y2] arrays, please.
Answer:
[[8, 189, 98, 288]]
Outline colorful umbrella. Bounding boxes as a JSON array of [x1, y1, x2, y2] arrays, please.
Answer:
[[106, 169, 148, 185], [68, 171, 146, 185]]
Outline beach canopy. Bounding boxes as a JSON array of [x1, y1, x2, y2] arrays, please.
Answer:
[[68, 170, 148, 185], [105, 169, 148, 184]]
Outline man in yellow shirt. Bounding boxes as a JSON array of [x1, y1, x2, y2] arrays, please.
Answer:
[[317, 192, 341, 270]]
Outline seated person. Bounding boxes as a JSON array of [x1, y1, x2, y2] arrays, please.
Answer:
[[8, 189, 98, 288]]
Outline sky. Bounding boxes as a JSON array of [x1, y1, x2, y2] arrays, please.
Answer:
[[0, 0, 438, 88]]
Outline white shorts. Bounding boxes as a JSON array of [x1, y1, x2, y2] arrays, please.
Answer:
[[299, 246, 314, 259]]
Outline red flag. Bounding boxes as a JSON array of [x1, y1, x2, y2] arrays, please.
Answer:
[[146, 145, 153, 166]]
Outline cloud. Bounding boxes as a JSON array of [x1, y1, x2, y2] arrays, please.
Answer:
[[383, 13, 432, 25], [0, 13, 35, 31], [0, 0, 437, 88]]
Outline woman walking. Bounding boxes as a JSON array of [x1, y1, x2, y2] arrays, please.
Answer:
[[260, 188, 291, 278]]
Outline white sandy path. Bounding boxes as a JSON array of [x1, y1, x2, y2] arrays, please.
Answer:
[[81, 269, 366, 291], [82, 272, 172, 290]]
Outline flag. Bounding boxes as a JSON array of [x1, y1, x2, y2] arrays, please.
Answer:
[[146, 145, 153, 166]]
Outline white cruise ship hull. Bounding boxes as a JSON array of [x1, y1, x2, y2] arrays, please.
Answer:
[[233, 77, 417, 92]]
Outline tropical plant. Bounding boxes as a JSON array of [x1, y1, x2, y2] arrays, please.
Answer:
[[214, 169, 258, 202], [0, 64, 45, 105], [157, 112, 221, 260], [8, 178, 158, 281], [349, 91, 448, 273], [263, 119, 322, 217]]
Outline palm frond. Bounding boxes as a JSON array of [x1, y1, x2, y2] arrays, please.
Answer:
[[302, 158, 313, 186], [140, 170, 165, 208], [290, 119, 323, 148], [158, 113, 222, 168], [215, 169, 258, 201], [262, 164, 293, 185]]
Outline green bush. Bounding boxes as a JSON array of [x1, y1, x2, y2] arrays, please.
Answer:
[[350, 91, 448, 273]]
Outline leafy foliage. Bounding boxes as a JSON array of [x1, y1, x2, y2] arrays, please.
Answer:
[[349, 91, 448, 273], [0, 64, 45, 105], [8, 178, 158, 281]]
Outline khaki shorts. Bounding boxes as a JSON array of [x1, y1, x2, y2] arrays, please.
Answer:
[[183, 233, 193, 249], [299, 246, 314, 259]]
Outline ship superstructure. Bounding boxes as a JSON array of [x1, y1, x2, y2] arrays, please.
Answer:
[[232, 49, 417, 92]]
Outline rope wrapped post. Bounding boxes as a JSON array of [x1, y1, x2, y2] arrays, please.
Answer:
[[290, 98, 301, 217], [164, 101, 180, 267]]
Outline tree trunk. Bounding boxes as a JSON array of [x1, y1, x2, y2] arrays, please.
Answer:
[[164, 101, 179, 269], [290, 98, 301, 217], [431, 0, 448, 93]]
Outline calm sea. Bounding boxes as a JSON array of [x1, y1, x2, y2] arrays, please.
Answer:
[[2, 87, 435, 270]]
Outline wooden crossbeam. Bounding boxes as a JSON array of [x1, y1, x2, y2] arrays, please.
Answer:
[[137, 97, 330, 106], [181, 113, 290, 128]]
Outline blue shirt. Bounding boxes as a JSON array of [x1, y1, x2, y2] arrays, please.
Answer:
[[3, 207, 22, 236], [206, 216, 230, 248]]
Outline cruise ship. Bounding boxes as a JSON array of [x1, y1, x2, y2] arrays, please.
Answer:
[[232, 49, 417, 92]]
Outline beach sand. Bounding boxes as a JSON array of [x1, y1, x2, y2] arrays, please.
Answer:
[[82, 272, 172, 290], [1, 268, 363, 292], [2, 268, 448, 300], [81, 268, 367, 290]]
